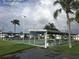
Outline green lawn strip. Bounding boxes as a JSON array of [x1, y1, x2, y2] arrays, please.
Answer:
[[48, 44, 79, 54], [0, 40, 16, 46], [0, 40, 35, 56]]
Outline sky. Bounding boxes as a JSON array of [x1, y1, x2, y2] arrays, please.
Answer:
[[0, 0, 79, 33]]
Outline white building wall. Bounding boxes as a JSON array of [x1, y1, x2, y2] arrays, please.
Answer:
[[0, 34, 5, 38], [73, 35, 79, 40], [56, 35, 61, 39]]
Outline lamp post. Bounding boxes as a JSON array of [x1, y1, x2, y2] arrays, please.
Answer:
[[22, 16, 26, 44]]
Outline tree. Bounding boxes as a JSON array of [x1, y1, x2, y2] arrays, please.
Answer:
[[44, 23, 59, 39], [75, 10, 79, 31], [44, 23, 59, 31], [11, 19, 20, 33], [53, 0, 79, 48]]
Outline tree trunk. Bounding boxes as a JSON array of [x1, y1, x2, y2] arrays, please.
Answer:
[[66, 12, 72, 48], [14, 24, 16, 33]]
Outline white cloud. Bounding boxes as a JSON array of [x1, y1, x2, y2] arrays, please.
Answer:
[[40, 0, 53, 6], [0, 0, 79, 33], [21, 0, 67, 32], [21, 0, 54, 30]]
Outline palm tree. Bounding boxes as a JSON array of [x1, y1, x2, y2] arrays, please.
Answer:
[[11, 19, 20, 33], [53, 0, 79, 48], [76, 10, 79, 22], [75, 10, 79, 31]]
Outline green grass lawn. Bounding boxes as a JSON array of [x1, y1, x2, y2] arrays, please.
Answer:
[[48, 41, 79, 54], [0, 40, 35, 56]]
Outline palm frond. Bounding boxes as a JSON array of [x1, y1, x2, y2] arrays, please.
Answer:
[[11, 21, 13, 23], [11, 19, 20, 26], [53, 9, 62, 19], [53, 0, 60, 5], [75, 10, 79, 23], [71, 0, 79, 10], [69, 10, 74, 14]]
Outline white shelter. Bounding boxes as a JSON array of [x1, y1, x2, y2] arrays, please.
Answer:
[[29, 29, 48, 48]]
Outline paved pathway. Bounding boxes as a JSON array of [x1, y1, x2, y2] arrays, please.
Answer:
[[0, 47, 79, 59]]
